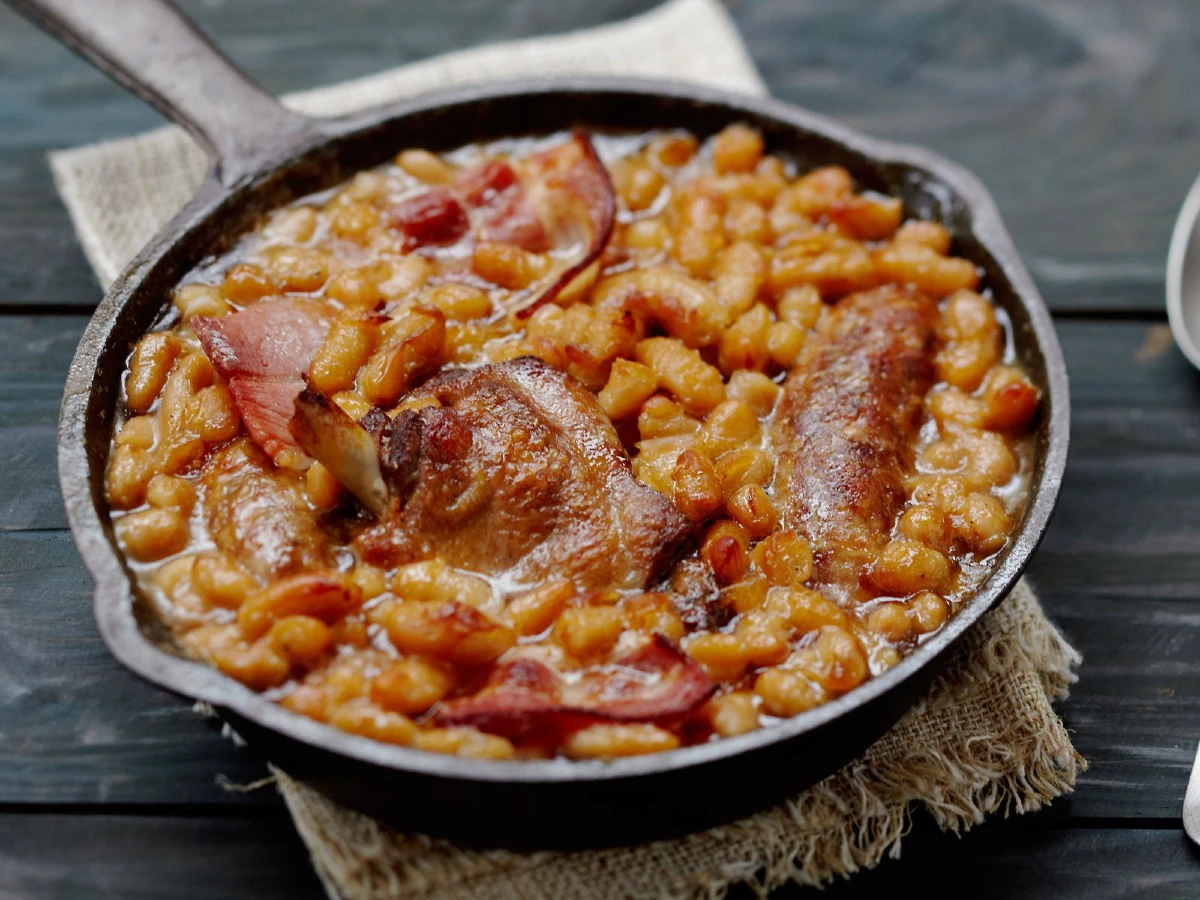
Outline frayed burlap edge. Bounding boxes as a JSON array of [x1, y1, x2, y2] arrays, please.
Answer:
[[272, 580, 1083, 900]]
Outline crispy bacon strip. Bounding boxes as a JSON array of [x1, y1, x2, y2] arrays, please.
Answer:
[[390, 188, 470, 250], [433, 636, 714, 739], [193, 298, 330, 457], [770, 285, 938, 601], [514, 131, 616, 316], [395, 157, 548, 254], [391, 132, 615, 314], [455, 159, 550, 251]]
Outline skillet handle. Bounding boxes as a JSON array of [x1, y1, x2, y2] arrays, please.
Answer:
[[8, 0, 326, 187]]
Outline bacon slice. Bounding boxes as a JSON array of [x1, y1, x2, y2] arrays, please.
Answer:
[[455, 159, 520, 206], [514, 132, 616, 315], [225, 379, 307, 460], [770, 285, 938, 601], [193, 298, 330, 457], [455, 160, 550, 251], [192, 297, 327, 380], [390, 188, 469, 251], [433, 636, 715, 739], [391, 133, 615, 312], [396, 158, 549, 254]]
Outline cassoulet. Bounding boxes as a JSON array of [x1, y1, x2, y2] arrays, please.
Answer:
[[106, 125, 1039, 760]]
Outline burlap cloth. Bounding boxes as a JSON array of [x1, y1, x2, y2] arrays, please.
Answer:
[[49, 0, 1083, 895]]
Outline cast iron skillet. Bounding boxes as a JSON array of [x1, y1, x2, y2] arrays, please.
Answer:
[[20, 0, 1069, 849]]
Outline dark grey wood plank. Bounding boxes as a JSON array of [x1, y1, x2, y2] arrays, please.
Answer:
[[0, 316, 87, 532], [0, 813, 323, 900], [805, 820, 1200, 900], [3, 320, 1200, 815], [0, 150, 101, 309], [1, 813, 1197, 900], [1025, 323, 1200, 819], [0, 0, 1192, 312], [0, 530, 275, 807]]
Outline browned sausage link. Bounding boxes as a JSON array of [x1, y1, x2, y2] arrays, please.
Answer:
[[770, 285, 938, 602]]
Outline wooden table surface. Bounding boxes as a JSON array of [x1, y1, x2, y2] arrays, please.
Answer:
[[3, 1, 1200, 896]]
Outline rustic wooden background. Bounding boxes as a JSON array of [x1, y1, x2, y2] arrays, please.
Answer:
[[3, 0, 1200, 896]]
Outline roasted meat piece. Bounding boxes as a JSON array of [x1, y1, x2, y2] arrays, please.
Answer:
[[770, 286, 938, 601], [202, 438, 329, 580], [292, 357, 694, 591]]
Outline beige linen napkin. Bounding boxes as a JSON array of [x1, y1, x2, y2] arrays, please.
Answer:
[[49, 0, 1083, 895]]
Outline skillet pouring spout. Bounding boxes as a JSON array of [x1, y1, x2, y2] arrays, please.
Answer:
[[26, 0, 1069, 849]]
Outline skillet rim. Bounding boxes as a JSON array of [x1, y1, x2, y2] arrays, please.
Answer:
[[58, 75, 1070, 787]]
